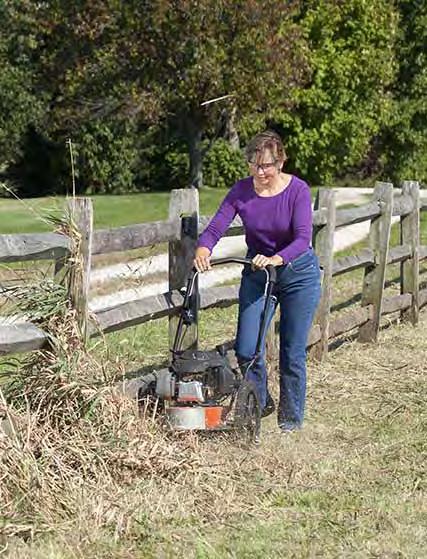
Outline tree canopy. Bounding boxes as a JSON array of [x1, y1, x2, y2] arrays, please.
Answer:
[[273, 0, 399, 184], [0, 0, 425, 195], [376, 0, 427, 184]]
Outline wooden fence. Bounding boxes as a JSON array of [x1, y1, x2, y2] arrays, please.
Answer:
[[0, 181, 426, 362]]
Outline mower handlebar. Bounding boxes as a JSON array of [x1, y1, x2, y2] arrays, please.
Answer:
[[193, 257, 277, 284], [174, 258, 278, 354], [210, 256, 252, 267]]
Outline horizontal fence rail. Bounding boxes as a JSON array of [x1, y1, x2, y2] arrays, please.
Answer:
[[0, 233, 70, 262], [334, 200, 381, 228], [4, 284, 426, 357], [92, 220, 180, 255], [0, 182, 426, 362]]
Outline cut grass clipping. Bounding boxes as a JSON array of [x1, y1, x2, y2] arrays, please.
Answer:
[[1, 310, 426, 557]]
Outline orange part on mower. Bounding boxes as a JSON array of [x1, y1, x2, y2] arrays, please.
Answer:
[[204, 406, 224, 429]]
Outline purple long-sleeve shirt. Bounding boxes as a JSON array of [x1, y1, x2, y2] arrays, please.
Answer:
[[197, 175, 312, 263]]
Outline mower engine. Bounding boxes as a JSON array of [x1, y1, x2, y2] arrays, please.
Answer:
[[154, 348, 240, 430]]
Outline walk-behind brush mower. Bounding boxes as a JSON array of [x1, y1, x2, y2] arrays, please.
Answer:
[[138, 257, 277, 443]]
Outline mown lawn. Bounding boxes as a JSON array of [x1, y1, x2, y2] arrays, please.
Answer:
[[3, 306, 426, 558], [0, 189, 231, 234]]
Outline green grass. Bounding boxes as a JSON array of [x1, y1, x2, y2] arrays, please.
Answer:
[[0, 187, 320, 235], [0, 190, 231, 234]]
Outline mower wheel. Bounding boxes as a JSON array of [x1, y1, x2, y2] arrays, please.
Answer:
[[233, 379, 261, 444]]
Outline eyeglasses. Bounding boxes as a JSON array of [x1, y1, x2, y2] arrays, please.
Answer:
[[248, 160, 277, 173]]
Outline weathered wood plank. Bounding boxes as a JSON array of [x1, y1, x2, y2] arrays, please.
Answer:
[[400, 181, 420, 325], [393, 194, 414, 217], [307, 324, 321, 347], [67, 198, 93, 342], [382, 293, 412, 315], [332, 248, 374, 276], [92, 220, 179, 255], [330, 306, 373, 338], [53, 254, 67, 283], [335, 201, 380, 228], [224, 226, 245, 237], [387, 244, 411, 264], [91, 285, 240, 335], [0, 323, 47, 354], [310, 189, 336, 360], [168, 190, 199, 351], [358, 182, 393, 343], [199, 285, 239, 308], [92, 290, 184, 334], [313, 207, 328, 227], [0, 233, 70, 263], [199, 215, 244, 236]]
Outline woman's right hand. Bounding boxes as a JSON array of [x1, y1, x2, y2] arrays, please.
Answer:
[[193, 246, 212, 273]]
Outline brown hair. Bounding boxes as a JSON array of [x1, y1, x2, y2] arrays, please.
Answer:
[[245, 130, 287, 164]]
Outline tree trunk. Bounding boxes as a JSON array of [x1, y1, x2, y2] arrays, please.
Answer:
[[224, 105, 240, 151], [186, 117, 204, 189]]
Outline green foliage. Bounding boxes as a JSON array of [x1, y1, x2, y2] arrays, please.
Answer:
[[203, 140, 247, 189], [0, 2, 45, 169], [16, 0, 308, 190], [0, 64, 43, 169], [376, 0, 427, 185], [76, 120, 140, 195], [162, 147, 190, 189], [8, 121, 140, 198], [145, 138, 190, 191], [7, 128, 70, 197], [0, 0, 426, 194], [272, 0, 399, 184]]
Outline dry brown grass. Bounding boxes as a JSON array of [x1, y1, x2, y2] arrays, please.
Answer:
[[1, 300, 426, 558]]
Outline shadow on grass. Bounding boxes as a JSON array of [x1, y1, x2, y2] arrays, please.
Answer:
[[123, 359, 169, 381]]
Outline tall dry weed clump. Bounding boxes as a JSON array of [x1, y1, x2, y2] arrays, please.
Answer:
[[0, 217, 201, 544]]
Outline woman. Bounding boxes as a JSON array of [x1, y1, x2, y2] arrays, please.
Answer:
[[194, 130, 321, 432]]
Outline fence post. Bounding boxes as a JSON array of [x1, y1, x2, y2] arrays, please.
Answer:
[[310, 188, 336, 360], [67, 197, 93, 343], [358, 182, 393, 343], [400, 180, 420, 325], [168, 188, 199, 353]]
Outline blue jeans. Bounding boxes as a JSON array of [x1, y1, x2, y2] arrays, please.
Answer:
[[235, 249, 321, 428]]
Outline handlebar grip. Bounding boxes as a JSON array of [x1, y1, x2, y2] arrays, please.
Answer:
[[265, 264, 277, 284], [210, 257, 252, 267]]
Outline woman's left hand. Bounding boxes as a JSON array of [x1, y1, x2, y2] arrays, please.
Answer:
[[251, 254, 283, 269]]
